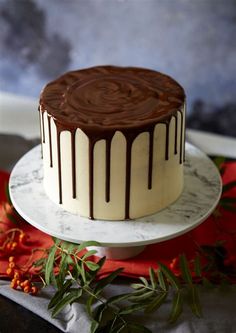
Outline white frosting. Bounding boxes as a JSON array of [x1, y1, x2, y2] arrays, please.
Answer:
[[41, 106, 185, 220]]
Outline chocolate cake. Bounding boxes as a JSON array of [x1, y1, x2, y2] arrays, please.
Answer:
[[39, 66, 185, 220]]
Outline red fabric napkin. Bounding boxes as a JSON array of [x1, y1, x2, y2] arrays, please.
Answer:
[[0, 162, 236, 280]]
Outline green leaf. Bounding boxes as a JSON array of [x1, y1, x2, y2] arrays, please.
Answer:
[[139, 277, 149, 287], [76, 241, 101, 253], [220, 197, 236, 204], [222, 181, 236, 194], [90, 320, 99, 333], [48, 279, 72, 309], [213, 156, 225, 170], [87, 256, 106, 284], [168, 291, 183, 323], [188, 285, 202, 318], [60, 240, 78, 253], [57, 252, 69, 288], [116, 324, 126, 333], [131, 283, 145, 290], [194, 254, 202, 277], [86, 294, 96, 318], [131, 289, 149, 297], [158, 262, 180, 290], [66, 255, 74, 265], [179, 254, 192, 285], [72, 255, 82, 280], [85, 261, 100, 271], [6, 213, 18, 225], [4, 181, 11, 203], [119, 303, 147, 315], [83, 250, 98, 259], [80, 262, 87, 284], [202, 277, 214, 289], [96, 256, 106, 270], [221, 203, 236, 213], [52, 237, 61, 245], [94, 268, 123, 295], [157, 269, 169, 291], [129, 290, 155, 303], [52, 288, 83, 317], [107, 293, 131, 305], [127, 323, 152, 333], [149, 267, 158, 288], [110, 321, 125, 333], [94, 303, 107, 322], [145, 292, 167, 313], [45, 245, 57, 285], [33, 257, 46, 267]]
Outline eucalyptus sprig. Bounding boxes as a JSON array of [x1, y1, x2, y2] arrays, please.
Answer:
[[36, 238, 205, 333]]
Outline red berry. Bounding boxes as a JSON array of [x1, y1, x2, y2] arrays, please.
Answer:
[[22, 280, 30, 287], [5, 242, 12, 251], [23, 285, 31, 293], [30, 286, 38, 295], [19, 233, 27, 244], [14, 271, 21, 280], [16, 279, 21, 286], [10, 279, 18, 290], [11, 242, 18, 251], [6, 268, 14, 276], [9, 262, 15, 268]]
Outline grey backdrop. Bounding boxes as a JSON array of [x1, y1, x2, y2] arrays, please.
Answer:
[[0, 0, 236, 134]]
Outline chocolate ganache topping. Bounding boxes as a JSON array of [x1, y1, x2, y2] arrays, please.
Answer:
[[40, 66, 185, 132], [39, 66, 185, 219]]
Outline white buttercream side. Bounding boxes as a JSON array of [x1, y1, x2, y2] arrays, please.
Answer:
[[42, 105, 185, 220], [42, 112, 59, 204], [129, 114, 183, 218], [94, 132, 126, 219]]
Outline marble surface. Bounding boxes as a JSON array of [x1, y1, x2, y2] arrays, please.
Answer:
[[9, 143, 222, 247]]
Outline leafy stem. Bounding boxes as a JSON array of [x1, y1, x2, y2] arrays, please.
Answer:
[[39, 238, 208, 332]]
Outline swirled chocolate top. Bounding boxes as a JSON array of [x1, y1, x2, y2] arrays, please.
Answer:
[[40, 66, 185, 133]]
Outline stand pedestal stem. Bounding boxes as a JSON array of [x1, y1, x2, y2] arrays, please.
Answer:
[[87, 245, 146, 260]]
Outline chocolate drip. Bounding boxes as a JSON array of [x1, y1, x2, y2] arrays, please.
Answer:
[[124, 138, 133, 219], [41, 112, 45, 143], [71, 129, 76, 199], [47, 115, 53, 167], [179, 110, 184, 164], [183, 107, 186, 162], [56, 128, 62, 204], [38, 110, 43, 158], [105, 138, 112, 202], [174, 114, 178, 154], [148, 127, 154, 189], [165, 122, 170, 161], [88, 139, 95, 219]]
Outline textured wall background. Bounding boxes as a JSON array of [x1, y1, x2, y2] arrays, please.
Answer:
[[0, 0, 236, 134]]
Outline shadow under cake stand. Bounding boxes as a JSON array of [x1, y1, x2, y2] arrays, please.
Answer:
[[9, 143, 222, 260]]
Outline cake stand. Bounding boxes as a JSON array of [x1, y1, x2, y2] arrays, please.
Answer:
[[9, 143, 222, 260]]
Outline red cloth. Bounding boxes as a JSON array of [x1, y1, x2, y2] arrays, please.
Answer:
[[0, 162, 236, 280]]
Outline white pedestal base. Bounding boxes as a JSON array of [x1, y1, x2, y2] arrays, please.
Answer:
[[87, 245, 146, 260]]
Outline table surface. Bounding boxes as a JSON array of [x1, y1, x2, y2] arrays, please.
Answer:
[[0, 91, 236, 333]]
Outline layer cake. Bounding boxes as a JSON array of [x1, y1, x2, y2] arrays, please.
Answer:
[[39, 66, 185, 220]]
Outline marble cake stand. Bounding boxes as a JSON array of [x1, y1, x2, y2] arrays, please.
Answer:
[[9, 143, 222, 260]]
